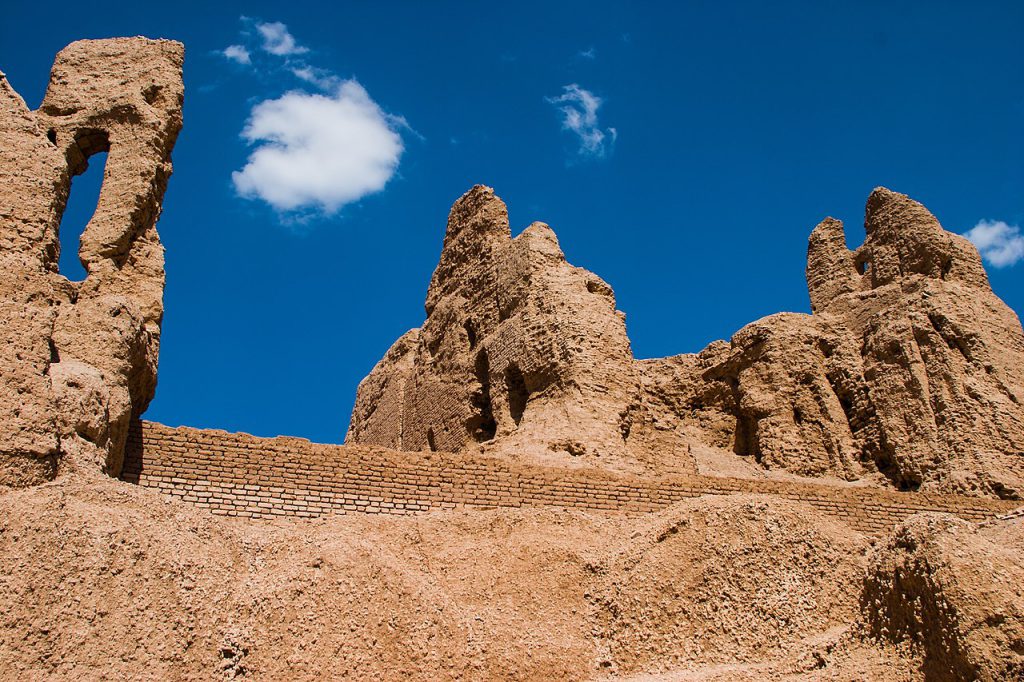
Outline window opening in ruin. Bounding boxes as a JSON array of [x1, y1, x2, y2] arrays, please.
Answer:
[[941, 257, 953, 279], [505, 364, 529, 426], [469, 349, 497, 442], [426, 428, 437, 452], [58, 148, 108, 282], [733, 414, 762, 462]]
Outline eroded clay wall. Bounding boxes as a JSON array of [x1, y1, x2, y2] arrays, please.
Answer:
[[122, 421, 1021, 534]]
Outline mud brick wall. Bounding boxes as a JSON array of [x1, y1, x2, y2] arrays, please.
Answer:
[[122, 421, 1022, 534]]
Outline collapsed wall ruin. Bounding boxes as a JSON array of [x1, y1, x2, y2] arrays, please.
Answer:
[[0, 39, 183, 486], [348, 186, 1024, 498], [2, 39, 1021, 504], [4, 36, 1024, 682], [347, 187, 648, 472]]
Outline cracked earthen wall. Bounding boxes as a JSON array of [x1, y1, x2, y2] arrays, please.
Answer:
[[349, 186, 1024, 499], [0, 38, 183, 486]]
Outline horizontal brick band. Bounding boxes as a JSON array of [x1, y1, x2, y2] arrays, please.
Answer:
[[121, 421, 1022, 534]]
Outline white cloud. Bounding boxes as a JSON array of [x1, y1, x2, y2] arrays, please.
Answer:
[[222, 18, 412, 217], [222, 44, 251, 65], [256, 21, 308, 56], [546, 84, 616, 157], [578, 47, 597, 59], [291, 66, 341, 91], [232, 81, 404, 214], [964, 220, 1024, 268]]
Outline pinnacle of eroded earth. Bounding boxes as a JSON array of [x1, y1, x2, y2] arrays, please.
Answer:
[[348, 185, 644, 471], [350, 186, 1024, 497], [0, 38, 183, 486]]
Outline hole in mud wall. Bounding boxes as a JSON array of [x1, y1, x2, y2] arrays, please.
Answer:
[[59, 148, 108, 282], [469, 350, 497, 442], [142, 84, 163, 106], [855, 256, 871, 276], [898, 478, 921, 492], [505, 364, 529, 427], [838, 394, 855, 425], [733, 414, 762, 463], [426, 428, 437, 452]]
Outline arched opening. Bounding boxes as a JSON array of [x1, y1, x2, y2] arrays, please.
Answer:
[[855, 253, 871, 277], [732, 413, 761, 462], [505, 364, 528, 426], [468, 349, 497, 442], [58, 130, 110, 282]]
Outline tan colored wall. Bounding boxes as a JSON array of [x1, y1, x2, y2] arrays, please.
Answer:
[[122, 421, 1021, 534]]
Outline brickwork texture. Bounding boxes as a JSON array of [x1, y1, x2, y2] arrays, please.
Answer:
[[122, 421, 1022, 535]]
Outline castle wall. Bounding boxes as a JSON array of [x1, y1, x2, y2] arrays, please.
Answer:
[[123, 421, 1020, 535]]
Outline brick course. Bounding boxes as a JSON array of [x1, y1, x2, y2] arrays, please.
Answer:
[[122, 421, 1022, 534]]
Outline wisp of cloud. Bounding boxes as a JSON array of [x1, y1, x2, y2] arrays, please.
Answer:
[[256, 21, 309, 56], [232, 81, 404, 215], [547, 84, 616, 158], [222, 44, 251, 65], [964, 219, 1024, 268]]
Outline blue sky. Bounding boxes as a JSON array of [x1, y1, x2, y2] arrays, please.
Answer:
[[3, 1, 1022, 443]]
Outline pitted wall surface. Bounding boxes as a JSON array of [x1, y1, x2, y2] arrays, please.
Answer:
[[122, 421, 1021, 534]]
